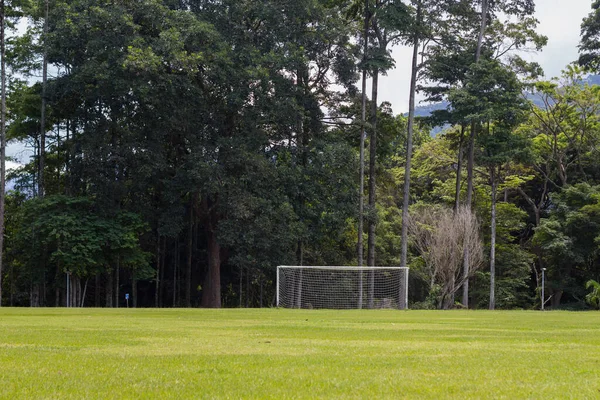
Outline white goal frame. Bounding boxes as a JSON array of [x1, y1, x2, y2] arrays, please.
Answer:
[[276, 266, 409, 310]]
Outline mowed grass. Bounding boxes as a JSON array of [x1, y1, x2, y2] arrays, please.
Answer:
[[1, 309, 600, 399]]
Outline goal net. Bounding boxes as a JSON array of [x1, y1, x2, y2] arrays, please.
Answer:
[[276, 266, 409, 310]]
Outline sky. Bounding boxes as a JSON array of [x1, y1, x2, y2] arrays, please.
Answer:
[[5, 0, 596, 167], [378, 0, 594, 114]]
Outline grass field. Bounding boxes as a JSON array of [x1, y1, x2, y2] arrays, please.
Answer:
[[1, 309, 600, 399]]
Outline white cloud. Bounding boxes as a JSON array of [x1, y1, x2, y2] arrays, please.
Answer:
[[7, 160, 22, 171]]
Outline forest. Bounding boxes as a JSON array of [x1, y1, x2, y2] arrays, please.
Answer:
[[2, 0, 600, 310]]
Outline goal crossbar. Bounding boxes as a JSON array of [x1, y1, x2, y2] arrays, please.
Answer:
[[276, 266, 409, 310]]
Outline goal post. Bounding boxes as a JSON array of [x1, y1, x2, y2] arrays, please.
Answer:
[[276, 266, 409, 310]]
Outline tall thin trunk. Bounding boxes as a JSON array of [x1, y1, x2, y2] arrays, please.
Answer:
[[54, 264, 61, 307], [159, 237, 166, 307], [155, 236, 161, 307], [454, 125, 466, 212], [132, 272, 137, 308], [400, 3, 421, 274], [0, 0, 6, 307], [105, 270, 113, 307], [367, 70, 379, 268], [173, 237, 178, 307], [462, 0, 489, 306], [95, 273, 100, 307], [81, 278, 88, 308], [65, 119, 70, 195], [201, 204, 221, 308], [367, 69, 379, 308], [239, 265, 243, 307], [9, 262, 13, 306], [245, 267, 250, 308], [489, 166, 497, 310], [39, 0, 48, 198], [462, 125, 476, 307], [357, 0, 369, 309], [185, 199, 193, 307], [114, 258, 120, 308]]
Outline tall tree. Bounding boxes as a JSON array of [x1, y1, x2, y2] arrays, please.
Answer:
[[579, 0, 600, 71], [358, 0, 369, 309], [0, 0, 6, 306]]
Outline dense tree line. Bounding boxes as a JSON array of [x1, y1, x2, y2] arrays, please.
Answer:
[[1, 0, 600, 309]]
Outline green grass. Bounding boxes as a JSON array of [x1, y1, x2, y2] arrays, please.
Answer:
[[1, 309, 600, 399]]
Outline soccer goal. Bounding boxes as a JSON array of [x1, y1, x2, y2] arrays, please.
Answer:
[[276, 266, 409, 310]]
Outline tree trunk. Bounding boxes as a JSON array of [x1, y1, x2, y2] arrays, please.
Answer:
[[0, 0, 5, 307], [185, 199, 193, 307], [201, 206, 221, 308], [159, 237, 166, 307], [39, 0, 48, 198], [114, 258, 120, 308], [54, 264, 61, 307], [246, 267, 250, 308], [454, 125, 466, 211], [95, 273, 100, 307], [239, 266, 243, 307], [462, 124, 476, 307], [551, 290, 562, 308], [155, 236, 161, 307], [296, 270, 303, 309], [367, 69, 379, 308], [476, 0, 489, 61], [462, 1, 489, 306], [400, 8, 421, 272], [173, 236, 178, 307], [489, 167, 497, 310], [105, 270, 113, 308], [81, 278, 89, 307], [357, 0, 370, 309], [132, 272, 137, 308]]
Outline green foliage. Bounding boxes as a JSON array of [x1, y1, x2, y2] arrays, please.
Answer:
[[585, 279, 600, 309], [533, 184, 600, 303], [12, 196, 150, 278], [579, 0, 600, 71]]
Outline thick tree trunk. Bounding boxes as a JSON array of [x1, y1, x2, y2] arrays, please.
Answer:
[[476, 0, 489, 61], [489, 167, 497, 310], [0, 0, 5, 307], [367, 69, 379, 308], [551, 290, 563, 308], [201, 207, 221, 308], [401, 15, 421, 272]]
